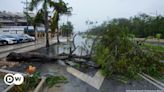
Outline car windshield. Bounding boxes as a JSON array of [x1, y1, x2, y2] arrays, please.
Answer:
[[25, 35, 30, 37], [0, 36, 8, 38], [4, 35, 14, 38]]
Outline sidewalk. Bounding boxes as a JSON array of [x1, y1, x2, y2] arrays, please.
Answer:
[[0, 37, 68, 59]]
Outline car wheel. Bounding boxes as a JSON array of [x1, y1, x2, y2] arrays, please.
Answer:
[[3, 41, 8, 45], [0, 42, 3, 45]]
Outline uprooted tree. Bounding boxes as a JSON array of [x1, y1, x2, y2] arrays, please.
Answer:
[[92, 25, 164, 79], [6, 34, 99, 68]]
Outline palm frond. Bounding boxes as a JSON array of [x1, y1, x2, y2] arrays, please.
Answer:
[[29, 0, 43, 11], [34, 9, 45, 24], [50, 11, 59, 32]]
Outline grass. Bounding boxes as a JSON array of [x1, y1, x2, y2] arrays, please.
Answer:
[[143, 43, 164, 60], [141, 43, 164, 80], [144, 43, 164, 52], [46, 76, 68, 88]]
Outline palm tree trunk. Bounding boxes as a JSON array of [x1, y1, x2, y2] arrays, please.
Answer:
[[57, 26, 60, 43], [34, 25, 37, 41], [44, 0, 50, 47], [67, 30, 68, 42]]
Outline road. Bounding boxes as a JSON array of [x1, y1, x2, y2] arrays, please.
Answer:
[[135, 38, 164, 46]]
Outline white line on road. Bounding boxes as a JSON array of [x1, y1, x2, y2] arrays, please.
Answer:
[[139, 74, 164, 91], [142, 73, 164, 87], [67, 66, 105, 90]]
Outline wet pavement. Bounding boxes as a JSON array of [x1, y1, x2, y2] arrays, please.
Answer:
[[0, 38, 49, 53], [0, 37, 68, 58], [0, 79, 8, 91], [39, 63, 99, 92], [0, 74, 8, 91], [38, 63, 160, 92], [5, 61, 162, 92], [101, 78, 159, 92]]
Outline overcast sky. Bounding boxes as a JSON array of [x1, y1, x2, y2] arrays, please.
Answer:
[[0, 0, 164, 32]]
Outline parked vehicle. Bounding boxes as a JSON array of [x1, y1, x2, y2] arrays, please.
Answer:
[[0, 35, 17, 44], [17, 35, 29, 42], [23, 34, 35, 42], [4, 35, 23, 43]]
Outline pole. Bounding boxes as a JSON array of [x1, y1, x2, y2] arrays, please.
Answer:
[[26, 0, 29, 35]]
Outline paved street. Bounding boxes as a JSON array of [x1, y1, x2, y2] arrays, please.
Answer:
[[37, 63, 161, 92]]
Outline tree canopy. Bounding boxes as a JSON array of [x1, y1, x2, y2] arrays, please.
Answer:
[[60, 21, 73, 37], [88, 13, 164, 39]]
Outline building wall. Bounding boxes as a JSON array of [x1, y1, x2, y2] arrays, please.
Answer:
[[0, 26, 55, 39], [0, 12, 55, 38], [0, 27, 24, 34]]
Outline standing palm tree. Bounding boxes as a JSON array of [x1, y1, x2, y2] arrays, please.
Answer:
[[27, 10, 44, 40], [49, 0, 72, 43], [29, 0, 51, 47]]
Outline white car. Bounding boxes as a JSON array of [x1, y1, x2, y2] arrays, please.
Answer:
[[23, 34, 35, 41], [0, 35, 17, 44]]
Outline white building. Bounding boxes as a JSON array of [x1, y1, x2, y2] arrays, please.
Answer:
[[0, 26, 46, 35]]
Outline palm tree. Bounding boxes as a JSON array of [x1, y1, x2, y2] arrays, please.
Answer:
[[27, 10, 44, 41], [0, 23, 1, 28], [60, 21, 73, 41], [29, 0, 51, 47], [49, 0, 72, 43]]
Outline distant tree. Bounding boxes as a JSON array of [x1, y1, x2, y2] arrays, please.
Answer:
[[60, 21, 73, 39], [88, 13, 164, 39], [49, 0, 72, 43], [29, 0, 54, 47], [156, 33, 162, 46], [26, 10, 44, 40]]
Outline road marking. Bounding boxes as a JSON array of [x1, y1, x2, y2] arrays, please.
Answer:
[[142, 73, 164, 87], [67, 67, 105, 90], [126, 90, 163, 92], [139, 74, 164, 91]]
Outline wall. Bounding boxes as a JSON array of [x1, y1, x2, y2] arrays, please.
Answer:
[[0, 27, 24, 34]]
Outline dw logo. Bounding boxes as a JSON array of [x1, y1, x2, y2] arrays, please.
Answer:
[[4, 73, 24, 85]]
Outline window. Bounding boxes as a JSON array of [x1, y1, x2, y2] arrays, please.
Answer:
[[3, 30, 9, 32]]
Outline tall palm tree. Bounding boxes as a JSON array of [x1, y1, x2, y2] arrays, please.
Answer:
[[27, 10, 44, 40], [29, 0, 51, 47], [49, 0, 72, 43]]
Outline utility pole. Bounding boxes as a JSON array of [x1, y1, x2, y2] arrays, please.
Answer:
[[21, 0, 29, 34]]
